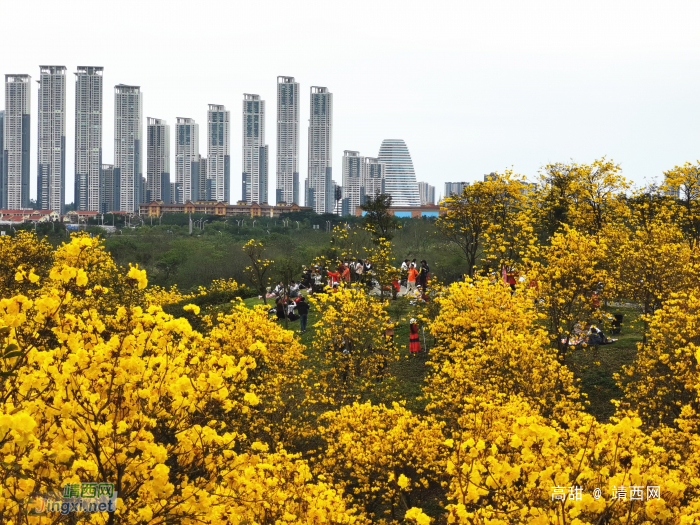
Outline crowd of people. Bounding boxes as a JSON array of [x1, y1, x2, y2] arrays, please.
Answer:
[[259, 257, 434, 353]]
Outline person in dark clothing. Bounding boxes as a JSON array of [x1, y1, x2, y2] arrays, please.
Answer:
[[419, 260, 430, 293], [295, 296, 310, 333], [275, 297, 285, 320]]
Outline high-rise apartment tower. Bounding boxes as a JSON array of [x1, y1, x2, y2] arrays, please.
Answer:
[[175, 117, 200, 203], [341, 150, 385, 216], [242, 94, 268, 204], [307, 86, 333, 214], [114, 84, 143, 212], [3, 74, 31, 209], [75, 66, 103, 211], [0, 111, 4, 209], [418, 181, 435, 205], [207, 104, 230, 203], [276, 76, 299, 204], [146, 118, 170, 203], [37, 66, 66, 213]]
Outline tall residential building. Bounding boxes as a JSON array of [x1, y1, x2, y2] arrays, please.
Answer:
[[276, 76, 299, 204], [74, 66, 103, 211], [175, 117, 199, 203], [37, 66, 66, 213], [0, 111, 4, 209], [242, 94, 268, 204], [377, 139, 420, 207], [207, 104, 230, 203], [341, 151, 385, 216], [101, 164, 119, 212], [146, 118, 170, 202], [362, 157, 385, 201], [114, 84, 143, 212], [307, 86, 333, 214], [342, 151, 362, 216], [444, 181, 469, 197], [418, 181, 435, 205], [198, 155, 207, 200], [4, 75, 31, 209]]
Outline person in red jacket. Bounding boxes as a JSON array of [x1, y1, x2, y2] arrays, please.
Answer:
[[409, 318, 421, 354]]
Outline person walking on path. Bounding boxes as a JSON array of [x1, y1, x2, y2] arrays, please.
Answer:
[[295, 296, 310, 333], [409, 318, 421, 354]]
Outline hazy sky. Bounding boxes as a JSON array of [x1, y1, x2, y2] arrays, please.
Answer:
[[4, 0, 700, 204]]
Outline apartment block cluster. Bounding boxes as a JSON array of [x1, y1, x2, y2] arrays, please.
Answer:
[[1, 68, 427, 217]]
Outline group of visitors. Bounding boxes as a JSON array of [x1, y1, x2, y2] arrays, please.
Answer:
[[400, 259, 430, 294], [272, 294, 310, 333]]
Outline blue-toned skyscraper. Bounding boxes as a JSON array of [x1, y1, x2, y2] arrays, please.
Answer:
[[377, 139, 420, 206]]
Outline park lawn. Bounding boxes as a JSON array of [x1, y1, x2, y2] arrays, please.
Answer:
[[241, 294, 432, 414], [242, 296, 644, 423], [564, 305, 643, 422]]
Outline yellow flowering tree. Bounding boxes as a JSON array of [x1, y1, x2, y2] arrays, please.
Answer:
[[308, 285, 394, 406], [437, 173, 530, 277], [315, 402, 445, 523], [529, 226, 608, 359], [444, 397, 697, 524], [426, 278, 582, 423], [243, 239, 272, 303], [661, 161, 700, 246]]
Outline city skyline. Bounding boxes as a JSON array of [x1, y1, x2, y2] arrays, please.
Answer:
[[4, 1, 700, 210]]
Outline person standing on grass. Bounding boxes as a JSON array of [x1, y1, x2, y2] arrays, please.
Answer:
[[409, 318, 421, 355], [407, 264, 418, 294], [342, 263, 351, 283], [400, 259, 409, 288], [419, 260, 430, 293], [355, 259, 364, 284], [295, 296, 310, 333]]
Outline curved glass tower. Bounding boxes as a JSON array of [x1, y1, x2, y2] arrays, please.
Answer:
[[377, 139, 420, 206]]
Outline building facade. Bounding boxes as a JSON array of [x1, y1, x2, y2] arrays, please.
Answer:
[[75, 66, 103, 211], [114, 85, 142, 212], [418, 181, 435, 205], [175, 118, 199, 203], [139, 199, 310, 218], [4, 74, 31, 210], [444, 181, 469, 197], [207, 104, 230, 203], [276, 76, 299, 204], [342, 150, 362, 216], [198, 155, 207, 201], [37, 66, 66, 213], [242, 94, 268, 204], [377, 139, 419, 207], [341, 151, 385, 216], [101, 164, 119, 212], [363, 157, 385, 201], [0, 111, 4, 209], [307, 86, 333, 214], [146, 117, 170, 202]]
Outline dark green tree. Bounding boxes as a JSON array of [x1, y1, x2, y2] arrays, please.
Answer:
[[360, 194, 398, 243]]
